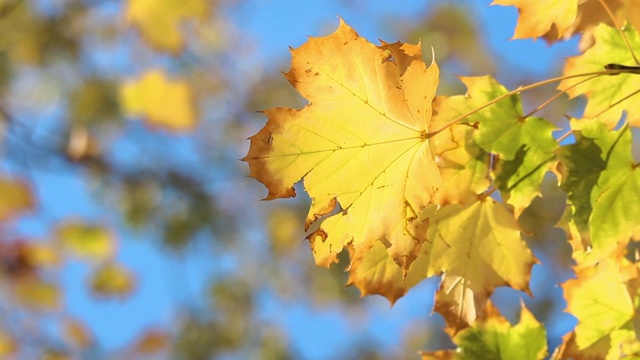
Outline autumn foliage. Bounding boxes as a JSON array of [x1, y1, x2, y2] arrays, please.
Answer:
[[246, 1, 640, 358]]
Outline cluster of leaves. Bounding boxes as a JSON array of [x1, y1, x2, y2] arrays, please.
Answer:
[[246, 1, 640, 358]]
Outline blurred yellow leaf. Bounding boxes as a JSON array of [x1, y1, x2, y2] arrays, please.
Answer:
[[126, 0, 208, 52], [90, 263, 136, 298], [55, 221, 115, 262], [120, 70, 197, 132], [0, 330, 17, 356], [267, 207, 302, 255], [21, 242, 60, 268], [0, 176, 34, 222], [14, 278, 61, 311], [41, 350, 72, 360], [132, 329, 170, 354]]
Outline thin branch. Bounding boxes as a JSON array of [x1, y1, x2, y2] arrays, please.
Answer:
[[429, 70, 612, 136], [598, 0, 640, 65], [523, 75, 601, 118], [556, 129, 573, 143], [593, 87, 640, 118]]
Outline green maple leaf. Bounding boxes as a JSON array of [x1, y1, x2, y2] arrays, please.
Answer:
[[452, 304, 547, 360], [557, 118, 640, 260], [432, 76, 557, 216], [563, 259, 635, 349]]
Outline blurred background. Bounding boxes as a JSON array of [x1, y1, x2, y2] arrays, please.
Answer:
[[0, 0, 582, 358]]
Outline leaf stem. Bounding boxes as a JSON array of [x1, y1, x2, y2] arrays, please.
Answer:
[[556, 129, 573, 143], [428, 70, 612, 136], [522, 74, 601, 119]]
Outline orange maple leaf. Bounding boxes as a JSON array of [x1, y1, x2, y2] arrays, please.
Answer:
[[244, 19, 442, 271]]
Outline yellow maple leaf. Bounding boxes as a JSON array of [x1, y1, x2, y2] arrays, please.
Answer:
[[425, 197, 536, 328], [430, 103, 490, 206], [346, 241, 429, 304], [493, 0, 640, 42], [120, 69, 197, 132], [493, 0, 578, 40], [563, 258, 635, 350], [244, 19, 441, 271], [559, 24, 640, 128], [126, 0, 208, 53]]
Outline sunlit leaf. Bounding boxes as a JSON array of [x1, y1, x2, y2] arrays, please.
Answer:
[[563, 259, 635, 349], [429, 110, 490, 205], [559, 24, 640, 128], [346, 240, 429, 304], [432, 76, 557, 216], [492, 0, 578, 40], [557, 118, 640, 263], [452, 304, 547, 360], [494, 0, 640, 44], [244, 19, 441, 272], [120, 69, 197, 132], [425, 198, 535, 327]]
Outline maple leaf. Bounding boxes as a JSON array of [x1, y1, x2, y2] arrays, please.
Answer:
[[432, 76, 557, 217], [126, 0, 208, 53], [492, 0, 578, 41], [562, 259, 635, 349], [424, 197, 536, 328], [557, 118, 640, 263], [429, 110, 490, 206], [493, 0, 640, 43], [345, 240, 429, 304], [120, 69, 197, 132], [422, 302, 547, 360], [559, 23, 640, 128], [244, 19, 441, 271]]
